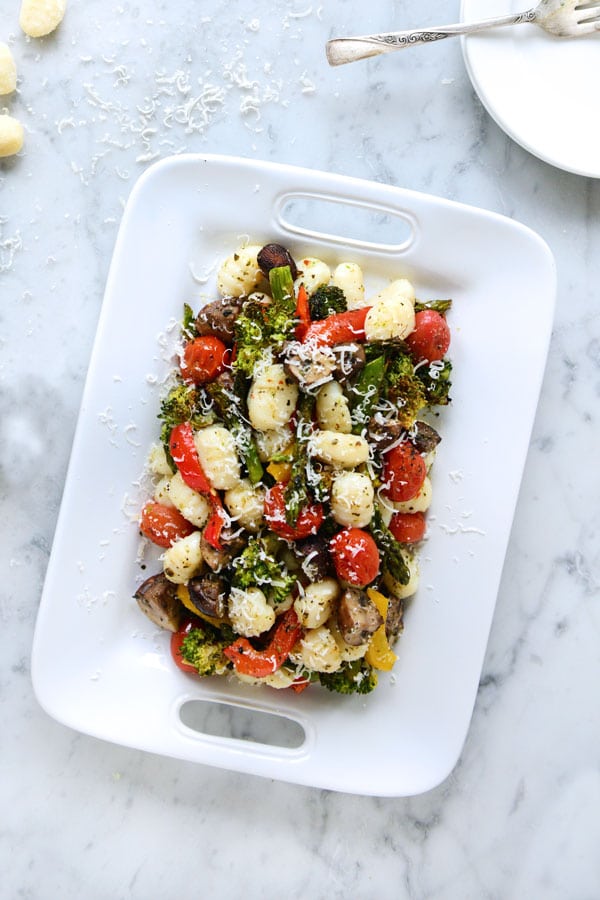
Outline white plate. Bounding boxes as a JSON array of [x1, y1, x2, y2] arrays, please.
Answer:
[[32, 154, 556, 797], [461, 0, 600, 177]]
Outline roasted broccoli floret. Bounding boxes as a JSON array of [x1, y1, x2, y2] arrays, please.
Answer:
[[230, 534, 297, 606], [158, 383, 216, 465], [318, 659, 378, 695], [159, 383, 198, 426], [308, 284, 347, 321], [366, 350, 424, 429], [234, 266, 297, 376], [385, 351, 415, 381], [387, 376, 427, 429], [178, 623, 233, 676], [416, 359, 452, 406]]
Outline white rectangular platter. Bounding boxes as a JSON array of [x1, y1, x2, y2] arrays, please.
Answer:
[[32, 154, 556, 796]]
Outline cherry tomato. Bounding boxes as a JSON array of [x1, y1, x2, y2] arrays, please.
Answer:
[[264, 481, 323, 541], [181, 335, 228, 384], [171, 619, 199, 673], [329, 528, 380, 587], [389, 511, 426, 544], [140, 501, 195, 548], [381, 442, 426, 503], [405, 309, 450, 363]]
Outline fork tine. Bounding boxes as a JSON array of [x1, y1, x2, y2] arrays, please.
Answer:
[[576, 8, 600, 23], [574, 20, 600, 33]]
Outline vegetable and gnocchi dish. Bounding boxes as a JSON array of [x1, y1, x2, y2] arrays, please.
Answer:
[[133, 241, 452, 695]]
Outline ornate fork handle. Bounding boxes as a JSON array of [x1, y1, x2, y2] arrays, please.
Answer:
[[326, 10, 538, 66]]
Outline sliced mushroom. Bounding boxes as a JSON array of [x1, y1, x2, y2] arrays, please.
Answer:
[[134, 572, 182, 632], [201, 525, 247, 572], [257, 243, 298, 280], [336, 587, 383, 646], [195, 297, 244, 344], [385, 596, 404, 641], [368, 415, 404, 451], [187, 573, 227, 619], [294, 535, 331, 582], [282, 341, 336, 388], [331, 342, 366, 383], [412, 421, 441, 454]]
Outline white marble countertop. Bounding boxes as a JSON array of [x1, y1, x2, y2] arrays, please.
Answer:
[[2, 1, 599, 897]]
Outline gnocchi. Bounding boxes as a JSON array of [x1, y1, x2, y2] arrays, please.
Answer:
[[0, 44, 17, 95], [316, 381, 352, 434], [193, 425, 241, 491], [364, 279, 416, 342], [290, 626, 342, 673], [247, 364, 298, 431], [167, 471, 212, 528], [228, 586, 275, 637], [254, 426, 293, 463], [153, 475, 175, 509], [332, 262, 365, 309], [163, 532, 203, 584], [0, 115, 24, 158], [330, 471, 374, 528], [147, 442, 174, 477], [294, 578, 340, 629], [20, 0, 67, 38], [224, 479, 265, 532], [308, 430, 370, 468], [217, 245, 263, 298], [295, 257, 331, 295]]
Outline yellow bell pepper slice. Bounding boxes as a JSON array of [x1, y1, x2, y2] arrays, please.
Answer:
[[266, 460, 292, 482], [176, 584, 227, 627], [365, 588, 398, 671]]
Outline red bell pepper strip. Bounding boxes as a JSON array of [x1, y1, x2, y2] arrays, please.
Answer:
[[203, 503, 227, 550], [294, 284, 311, 340], [169, 421, 226, 550], [169, 422, 212, 493], [223, 608, 302, 678], [289, 676, 310, 694], [302, 307, 371, 346]]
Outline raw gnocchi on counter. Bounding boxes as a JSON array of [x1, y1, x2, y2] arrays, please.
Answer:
[[134, 240, 452, 696]]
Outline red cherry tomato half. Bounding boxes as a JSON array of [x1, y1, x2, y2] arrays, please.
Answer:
[[329, 528, 380, 587], [405, 309, 450, 363], [389, 511, 426, 544], [181, 335, 228, 384], [264, 481, 324, 541], [140, 501, 196, 548], [381, 442, 427, 503], [171, 619, 199, 673]]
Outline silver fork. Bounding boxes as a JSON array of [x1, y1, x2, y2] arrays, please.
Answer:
[[326, 0, 600, 66]]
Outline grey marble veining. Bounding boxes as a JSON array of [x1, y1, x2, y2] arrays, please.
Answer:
[[1, 1, 599, 897]]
